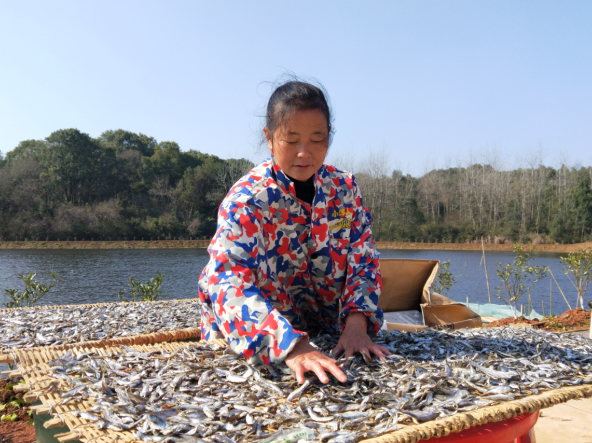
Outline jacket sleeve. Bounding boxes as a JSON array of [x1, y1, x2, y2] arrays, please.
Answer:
[[339, 179, 384, 335], [202, 198, 307, 365]]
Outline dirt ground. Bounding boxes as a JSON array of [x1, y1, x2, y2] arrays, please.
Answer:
[[540, 308, 591, 331], [0, 420, 36, 443], [0, 378, 35, 443], [486, 308, 590, 331], [486, 315, 544, 328]]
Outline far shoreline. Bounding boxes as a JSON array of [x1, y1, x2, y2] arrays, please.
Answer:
[[1, 240, 590, 254]]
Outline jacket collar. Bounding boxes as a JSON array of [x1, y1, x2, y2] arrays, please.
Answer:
[[270, 155, 295, 196], [270, 155, 326, 203]]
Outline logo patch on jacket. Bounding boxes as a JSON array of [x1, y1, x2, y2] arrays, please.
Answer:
[[329, 208, 353, 232]]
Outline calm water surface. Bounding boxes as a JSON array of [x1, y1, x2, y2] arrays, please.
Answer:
[[0, 248, 581, 316]]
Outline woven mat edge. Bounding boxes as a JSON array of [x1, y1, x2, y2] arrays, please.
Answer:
[[8, 327, 202, 363], [361, 384, 592, 443], [18, 341, 196, 443]]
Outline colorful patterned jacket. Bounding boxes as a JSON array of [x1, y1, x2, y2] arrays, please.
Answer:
[[198, 156, 383, 365]]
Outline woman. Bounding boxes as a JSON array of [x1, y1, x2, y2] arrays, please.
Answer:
[[198, 80, 390, 384]]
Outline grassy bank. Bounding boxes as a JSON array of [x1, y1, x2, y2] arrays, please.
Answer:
[[1, 239, 591, 253]]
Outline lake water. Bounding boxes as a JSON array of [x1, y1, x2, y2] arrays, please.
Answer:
[[0, 248, 582, 317]]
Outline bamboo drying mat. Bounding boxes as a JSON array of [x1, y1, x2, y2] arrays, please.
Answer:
[[0, 328, 201, 364], [365, 384, 592, 443], [10, 339, 592, 443], [0, 299, 202, 363], [13, 341, 198, 443]]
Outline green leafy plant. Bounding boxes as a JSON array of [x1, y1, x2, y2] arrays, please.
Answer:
[[118, 272, 165, 302], [560, 248, 592, 310], [1, 413, 18, 422], [5, 380, 26, 391], [433, 260, 457, 296], [496, 243, 548, 318], [4, 272, 59, 308]]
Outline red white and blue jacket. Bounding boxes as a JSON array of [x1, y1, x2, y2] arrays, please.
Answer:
[[198, 157, 383, 365]]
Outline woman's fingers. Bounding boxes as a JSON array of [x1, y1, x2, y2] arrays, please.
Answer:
[[297, 360, 321, 382], [287, 351, 348, 384], [319, 359, 348, 383], [309, 358, 348, 384], [289, 335, 393, 386], [370, 344, 392, 360], [293, 365, 306, 384], [367, 343, 386, 360], [361, 347, 373, 364], [331, 343, 344, 359], [309, 360, 330, 384], [287, 358, 312, 385], [342, 341, 358, 359], [343, 340, 370, 360], [379, 345, 392, 356], [343, 341, 391, 362]]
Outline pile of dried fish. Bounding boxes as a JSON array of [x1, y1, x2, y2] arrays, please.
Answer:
[[0, 300, 201, 350], [37, 327, 592, 443]]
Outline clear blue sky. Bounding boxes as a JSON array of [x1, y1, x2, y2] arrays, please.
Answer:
[[1, 1, 591, 175]]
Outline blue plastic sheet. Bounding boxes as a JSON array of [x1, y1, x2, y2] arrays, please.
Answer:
[[465, 302, 543, 320]]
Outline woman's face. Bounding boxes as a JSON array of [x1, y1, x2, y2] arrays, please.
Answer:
[[264, 109, 329, 182]]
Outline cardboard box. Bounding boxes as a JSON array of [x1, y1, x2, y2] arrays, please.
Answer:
[[377, 258, 481, 332]]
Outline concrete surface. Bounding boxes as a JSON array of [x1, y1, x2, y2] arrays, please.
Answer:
[[535, 397, 592, 443]]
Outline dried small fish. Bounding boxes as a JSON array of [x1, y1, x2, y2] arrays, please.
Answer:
[[0, 300, 201, 351], [36, 327, 592, 442], [403, 408, 439, 423], [287, 378, 312, 402]]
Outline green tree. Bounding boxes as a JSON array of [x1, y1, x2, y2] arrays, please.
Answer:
[[549, 213, 573, 245], [5, 140, 47, 163], [495, 243, 548, 318], [98, 129, 157, 157], [433, 260, 457, 296], [139, 142, 202, 188], [387, 194, 424, 241], [0, 157, 46, 240], [568, 176, 592, 240], [560, 248, 592, 309], [176, 155, 243, 237], [41, 129, 116, 204]]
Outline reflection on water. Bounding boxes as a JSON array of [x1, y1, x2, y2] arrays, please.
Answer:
[[0, 248, 581, 316]]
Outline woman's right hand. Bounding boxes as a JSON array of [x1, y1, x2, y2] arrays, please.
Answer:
[[284, 339, 348, 384]]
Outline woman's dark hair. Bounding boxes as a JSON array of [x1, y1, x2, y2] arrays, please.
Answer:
[[265, 80, 334, 146]]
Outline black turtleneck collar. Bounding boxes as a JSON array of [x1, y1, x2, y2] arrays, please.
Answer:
[[287, 175, 315, 205]]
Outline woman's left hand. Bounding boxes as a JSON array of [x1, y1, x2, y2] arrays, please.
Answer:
[[333, 312, 391, 362]]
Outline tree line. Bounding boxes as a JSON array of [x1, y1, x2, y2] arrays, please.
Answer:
[[0, 129, 253, 241], [1, 129, 591, 244], [338, 150, 592, 244]]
